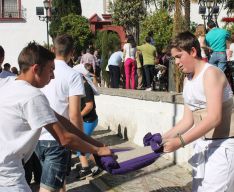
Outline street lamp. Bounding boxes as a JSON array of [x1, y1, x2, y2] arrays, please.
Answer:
[[36, 0, 51, 49], [199, 0, 219, 28]]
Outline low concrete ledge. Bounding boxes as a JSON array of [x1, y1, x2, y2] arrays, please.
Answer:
[[97, 87, 184, 104], [95, 88, 193, 166]]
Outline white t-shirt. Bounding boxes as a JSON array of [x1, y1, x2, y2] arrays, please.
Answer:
[[108, 51, 123, 67], [123, 43, 136, 61], [229, 43, 234, 61], [0, 78, 57, 186], [40, 59, 85, 140]]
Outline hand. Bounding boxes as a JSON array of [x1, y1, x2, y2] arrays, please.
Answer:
[[97, 146, 112, 156], [163, 137, 181, 153]]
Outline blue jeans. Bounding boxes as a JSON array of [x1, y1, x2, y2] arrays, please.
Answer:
[[35, 140, 70, 191], [209, 52, 227, 72], [77, 118, 98, 157]]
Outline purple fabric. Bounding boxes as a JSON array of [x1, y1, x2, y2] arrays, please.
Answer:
[[94, 132, 163, 175]]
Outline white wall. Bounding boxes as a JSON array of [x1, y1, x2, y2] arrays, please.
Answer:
[[1, 0, 51, 68], [80, 0, 105, 19], [95, 94, 194, 166]]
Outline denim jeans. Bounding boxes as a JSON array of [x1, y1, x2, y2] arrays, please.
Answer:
[[35, 140, 70, 191], [209, 52, 227, 72]]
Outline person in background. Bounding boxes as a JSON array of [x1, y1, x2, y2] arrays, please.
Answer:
[[11, 66, 19, 75], [0, 63, 16, 78], [135, 51, 144, 90], [205, 19, 230, 72], [107, 46, 123, 88], [123, 35, 137, 89], [148, 31, 155, 46], [229, 33, 234, 64], [80, 48, 96, 74], [76, 64, 102, 180], [195, 24, 208, 62], [163, 31, 234, 192], [137, 36, 157, 91]]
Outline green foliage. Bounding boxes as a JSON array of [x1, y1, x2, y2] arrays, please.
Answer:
[[224, 23, 234, 36], [140, 10, 173, 52], [96, 31, 120, 84], [109, 0, 146, 33], [56, 14, 93, 54], [49, 0, 82, 38]]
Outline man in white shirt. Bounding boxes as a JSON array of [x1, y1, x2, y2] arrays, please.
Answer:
[[0, 42, 111, 192], [107, 47, 123, 88], [36, 34, 85, 192]]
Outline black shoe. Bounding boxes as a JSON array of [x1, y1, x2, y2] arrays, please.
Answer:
[[91, 166, 104, 177], [76, 167, 92, 180]]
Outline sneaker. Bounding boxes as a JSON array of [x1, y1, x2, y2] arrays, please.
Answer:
[[76, 167, 92, 180], [91, 166, 104, 177], [145, 87, 152, 91]]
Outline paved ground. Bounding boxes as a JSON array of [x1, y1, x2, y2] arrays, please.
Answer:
[[64, 126, 192, 192]]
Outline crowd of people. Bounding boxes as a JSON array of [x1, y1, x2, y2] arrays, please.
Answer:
[[0, 19, 234, 192]]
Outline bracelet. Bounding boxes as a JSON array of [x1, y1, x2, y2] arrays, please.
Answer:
[[177, 133, 186, 148]]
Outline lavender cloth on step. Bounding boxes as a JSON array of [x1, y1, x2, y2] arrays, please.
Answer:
[[94, 132, 163, 174]]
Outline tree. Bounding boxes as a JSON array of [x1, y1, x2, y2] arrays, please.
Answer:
[[56, 14, 92, 54], [140, 10, 173, 52], [184, 0, 191, 31], [49, 0, 82, 38], [109, 0, 147, 43]]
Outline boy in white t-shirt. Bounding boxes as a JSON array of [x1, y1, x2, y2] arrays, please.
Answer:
[[162, 31, 234, 191], [0, 42, 111, 192]]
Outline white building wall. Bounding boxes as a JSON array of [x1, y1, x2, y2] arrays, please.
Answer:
[[1, 0, 51, 67]]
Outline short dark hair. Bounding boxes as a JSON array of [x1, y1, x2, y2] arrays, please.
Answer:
[[3, 63, 10, 70], [127, 35, 136, 48], [0, 45, 4, 56], [145, 36, 151, 43], [18, 42, 55, 74], [170, 31, 202, 59], [54, 34, 74, 57], [207, 20, 216, 29]]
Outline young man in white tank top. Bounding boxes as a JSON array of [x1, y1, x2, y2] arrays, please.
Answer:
[[162, 31, 234, 192]]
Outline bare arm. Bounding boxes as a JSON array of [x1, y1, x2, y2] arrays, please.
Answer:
[[81, 101, 93, 117], [69, 95, 83, 130], [54, 112, 104, 147], [44, 122, 110, 155], [162, 104, 194, 140]]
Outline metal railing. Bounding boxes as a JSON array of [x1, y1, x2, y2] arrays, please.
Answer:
[[1, 4, 26, 19]]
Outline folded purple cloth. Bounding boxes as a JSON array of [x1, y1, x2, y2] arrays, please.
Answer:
[[94, 132, 162, 174]]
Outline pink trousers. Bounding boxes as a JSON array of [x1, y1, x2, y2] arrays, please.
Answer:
[[124, 58, 136, 89]]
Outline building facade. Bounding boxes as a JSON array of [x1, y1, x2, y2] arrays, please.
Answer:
[[0, 0, 227, 68]]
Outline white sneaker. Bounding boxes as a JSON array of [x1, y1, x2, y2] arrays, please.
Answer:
[[145, 87, 152, 91]]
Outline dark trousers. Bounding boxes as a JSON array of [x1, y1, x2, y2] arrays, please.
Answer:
[[109, 65, 120, 88], [24, 152, 42, 185], [143, 65, 155, 88]]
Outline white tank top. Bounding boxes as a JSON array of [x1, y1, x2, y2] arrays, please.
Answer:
[[183, 63, 233, 111]]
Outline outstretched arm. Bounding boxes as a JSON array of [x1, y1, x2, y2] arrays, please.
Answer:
[[44, 121, 110, 156], [54, 112, 104, 147]]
